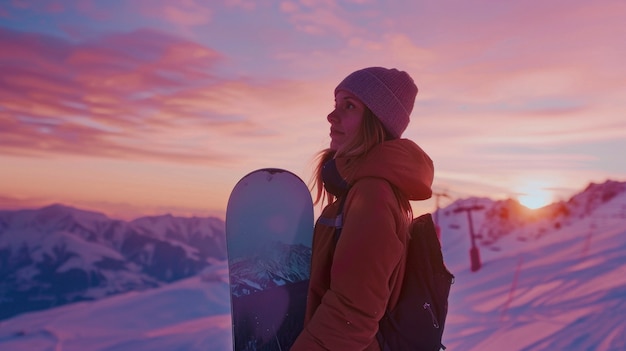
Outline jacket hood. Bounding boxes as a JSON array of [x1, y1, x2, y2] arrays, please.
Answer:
[[336, 139, 434, 201]]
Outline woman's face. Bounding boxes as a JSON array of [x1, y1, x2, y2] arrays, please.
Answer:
[[328, 90, 365, 151]]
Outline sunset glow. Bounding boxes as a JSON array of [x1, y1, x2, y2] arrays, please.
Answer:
[[1, 1, 625, 219], [517, 186, 553, 210]]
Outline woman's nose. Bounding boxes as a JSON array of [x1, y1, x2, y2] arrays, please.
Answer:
[[327, 109, 338, 123]]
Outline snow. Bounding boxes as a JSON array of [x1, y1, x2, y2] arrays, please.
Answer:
[[0, 181, 625, 350], [0, 262, 232, 351], [38, 232, 126, 272], [439, 187, 626, 351]]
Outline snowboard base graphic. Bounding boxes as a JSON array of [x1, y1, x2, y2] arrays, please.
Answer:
[[226, 168, 314, 351]]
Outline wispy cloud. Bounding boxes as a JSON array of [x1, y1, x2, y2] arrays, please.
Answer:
[[0, 27, 297, 164], [135, 0, 213, 26], [280, 0, 358, 37]]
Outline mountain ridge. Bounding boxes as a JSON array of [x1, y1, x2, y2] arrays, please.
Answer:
[[0, 205, 227, 320], [1, 179, 624, 322], [0, 180, 624, 350]]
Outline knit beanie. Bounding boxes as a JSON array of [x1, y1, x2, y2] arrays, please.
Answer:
[[335, 67, 418, 139]]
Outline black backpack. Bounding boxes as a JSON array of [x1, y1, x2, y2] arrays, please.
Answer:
[[334, 198, 454, 351]]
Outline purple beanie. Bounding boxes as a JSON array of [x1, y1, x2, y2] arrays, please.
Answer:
[[335, 67, 418, 139]]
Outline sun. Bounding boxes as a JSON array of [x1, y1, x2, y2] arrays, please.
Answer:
[[516, 182, 553, 209]]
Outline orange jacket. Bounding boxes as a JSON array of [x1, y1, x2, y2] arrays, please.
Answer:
[[292, 139, 434, 350]]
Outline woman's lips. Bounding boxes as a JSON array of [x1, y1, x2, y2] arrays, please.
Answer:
[[330, 128, 342, 137]]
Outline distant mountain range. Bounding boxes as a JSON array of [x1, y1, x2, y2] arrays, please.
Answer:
[[1, 180, 624, 322], [437, 180, 626, 250], [0, 204, 226, 320]]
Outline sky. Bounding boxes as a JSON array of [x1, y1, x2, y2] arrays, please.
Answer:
[[1, 0, 625, 220]]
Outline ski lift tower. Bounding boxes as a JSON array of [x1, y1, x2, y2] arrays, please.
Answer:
[[432, 191, 451, 240], [453, 204, 484, 272]]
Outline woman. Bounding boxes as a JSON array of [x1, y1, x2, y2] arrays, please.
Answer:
[[291, 67, 435, 350]]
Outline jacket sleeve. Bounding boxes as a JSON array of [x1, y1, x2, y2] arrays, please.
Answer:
[[291, 178, 404, 350]]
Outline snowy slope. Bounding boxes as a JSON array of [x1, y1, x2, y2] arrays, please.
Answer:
[[438, 180, 626, 350], [0, 180, 624, 350], [0, 262, 232, 351]]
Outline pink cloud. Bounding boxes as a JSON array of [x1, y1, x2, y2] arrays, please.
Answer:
[[0, 195, 224, 221], [0, 195, 51, 212], [420, 1, 626, 96], [45, 1, 64, 13], [279, 0, 358, 37], [10, 0, 29, 9], [0, 27, 275, 164], [224, 0, 257, 11], [2, 0, 62, 14], [135, 0, 213, 26], [74, 0, 112, 21]]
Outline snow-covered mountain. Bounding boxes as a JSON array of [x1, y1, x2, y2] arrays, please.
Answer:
[[229, 241, 311, 297], [0, 204, 226, 320], [436, 180, 626, 253], [0, 180, 624, 351]]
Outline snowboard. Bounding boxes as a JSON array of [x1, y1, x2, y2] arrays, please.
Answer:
[[226, 168, 314, 351]]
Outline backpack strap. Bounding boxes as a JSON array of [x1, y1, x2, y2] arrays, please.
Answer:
[[314, 194, 348, 243]]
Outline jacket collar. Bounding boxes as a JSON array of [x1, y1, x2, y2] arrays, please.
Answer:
[[322, 158, 349, 197]]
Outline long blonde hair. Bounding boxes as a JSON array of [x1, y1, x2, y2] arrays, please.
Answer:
[[311, 109, 413, 222]]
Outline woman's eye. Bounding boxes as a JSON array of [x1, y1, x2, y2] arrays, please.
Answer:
[[346, 102, 355, 109]]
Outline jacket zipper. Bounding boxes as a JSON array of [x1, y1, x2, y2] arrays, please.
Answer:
[[423, 302, 440, 328]]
